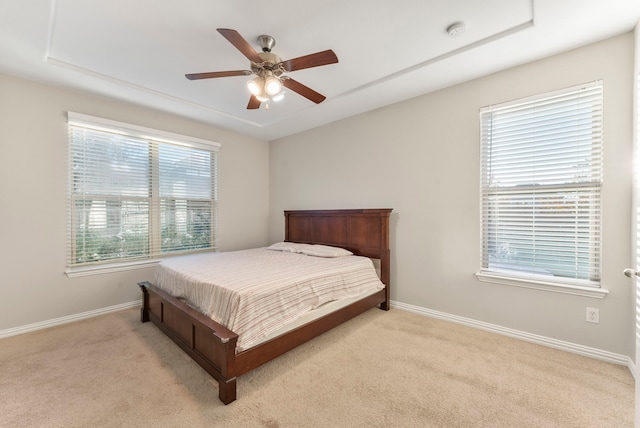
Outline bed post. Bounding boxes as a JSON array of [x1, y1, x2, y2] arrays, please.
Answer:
[[218, 377, 237, 404], [139, 282, 150, 323], [380, 247, 391, 311], [379, 209, 391, 311]]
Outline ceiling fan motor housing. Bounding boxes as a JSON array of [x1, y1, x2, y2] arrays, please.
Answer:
[[252, 51, 284, 76], [257, 34, 276, 52]]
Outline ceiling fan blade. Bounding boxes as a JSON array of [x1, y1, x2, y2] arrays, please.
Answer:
[[247, 95, 261, 109], [281, 49, 338, 72], [185, 70, 251, 80], [282, 78, 326, 104], [217, 28, 263, 64]]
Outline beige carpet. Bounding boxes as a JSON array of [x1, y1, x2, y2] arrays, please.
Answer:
[[0, 308, 633, 428]]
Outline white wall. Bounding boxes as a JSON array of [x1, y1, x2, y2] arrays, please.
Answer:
[[269, 33, 635, 356], [0, 73, 270, 331]]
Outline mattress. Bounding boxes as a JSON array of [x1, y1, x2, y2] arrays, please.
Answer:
[[154, 247, 385, 351]]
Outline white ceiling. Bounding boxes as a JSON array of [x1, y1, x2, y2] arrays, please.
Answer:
[[1, 0, 639, 141]]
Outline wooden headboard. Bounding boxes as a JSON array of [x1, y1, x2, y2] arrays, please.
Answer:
[[284, 209, 393, 297]]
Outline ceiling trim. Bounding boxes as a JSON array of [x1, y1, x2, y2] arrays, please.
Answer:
[[42, 0, 536, 133], [336, 18, 535, 100], [43, 0, 263, 129], [43, 56, 264, 128]]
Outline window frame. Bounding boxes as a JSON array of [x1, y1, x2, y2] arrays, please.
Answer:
[[65, 112, 220, 277], [475, 82, 608, 299]]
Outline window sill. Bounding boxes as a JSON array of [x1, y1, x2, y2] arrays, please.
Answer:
[[475, 271, 609, 299], [65, 260, 160, 278]]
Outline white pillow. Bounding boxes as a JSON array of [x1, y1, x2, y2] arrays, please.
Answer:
[[266, 242, 353, 258], [266, 242, 310, 253], [299, 244, 353, 258]]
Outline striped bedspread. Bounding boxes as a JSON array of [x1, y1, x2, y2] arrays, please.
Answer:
[[154, 248, 385, 351]]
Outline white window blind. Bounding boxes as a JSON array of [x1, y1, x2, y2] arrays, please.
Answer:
[[67, 112, 219, 269], [479, 81, 603, 288]]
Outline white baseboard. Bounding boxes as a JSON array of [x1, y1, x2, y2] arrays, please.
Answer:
[[391, 300, 630, 368], [1, 298, 634, 376], [0, 300, 141, 339], [628, 356, 637, 380]]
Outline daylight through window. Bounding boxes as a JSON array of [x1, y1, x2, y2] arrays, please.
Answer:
[[67, 113, 219, 270], [479, 81, 603, 288]]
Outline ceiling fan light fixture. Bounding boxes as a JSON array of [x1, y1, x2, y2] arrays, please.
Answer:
[[247, 77, 264, 96], [264, 75, 282, 96]]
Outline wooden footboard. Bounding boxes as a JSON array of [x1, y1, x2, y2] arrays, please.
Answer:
[[140, 281, 387, 404], [139, 281, 239, 404]]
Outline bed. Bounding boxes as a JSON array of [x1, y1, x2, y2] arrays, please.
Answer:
[[139, 208, 392, 404]]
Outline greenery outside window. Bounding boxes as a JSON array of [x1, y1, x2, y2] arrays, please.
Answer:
[[67, 112, 219, 275], [477, 81, 603, 292]]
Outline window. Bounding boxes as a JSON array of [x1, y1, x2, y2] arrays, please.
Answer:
[[67, 112, 219, 274], [478, 81, 603, 291]]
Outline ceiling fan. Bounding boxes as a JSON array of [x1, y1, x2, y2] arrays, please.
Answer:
[[186, 28, 338, 109]]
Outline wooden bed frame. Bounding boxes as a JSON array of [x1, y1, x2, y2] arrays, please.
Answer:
[[139, 208, 392, 404]]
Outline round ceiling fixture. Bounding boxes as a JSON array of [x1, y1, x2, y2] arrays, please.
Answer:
[[446, 22, 466, 38]]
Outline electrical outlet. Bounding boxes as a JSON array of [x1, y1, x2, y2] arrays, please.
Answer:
[[586, 307, 599, 324]]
